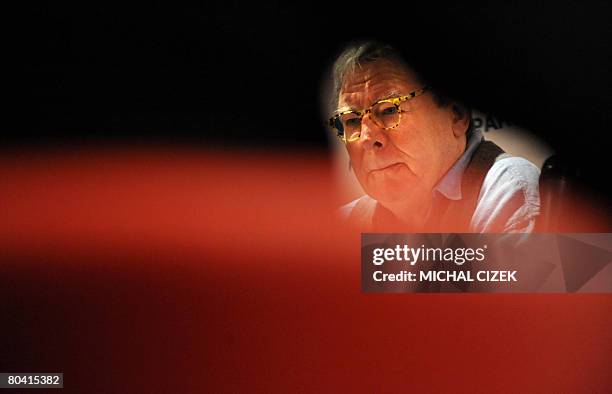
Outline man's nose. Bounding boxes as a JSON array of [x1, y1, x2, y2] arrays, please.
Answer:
[[359, 115, 386, 151]]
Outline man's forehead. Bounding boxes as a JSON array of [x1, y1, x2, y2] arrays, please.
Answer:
[[338, 60, 420, 109]]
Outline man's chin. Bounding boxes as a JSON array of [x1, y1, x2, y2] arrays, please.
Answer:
[[366, 186, 416, 205]]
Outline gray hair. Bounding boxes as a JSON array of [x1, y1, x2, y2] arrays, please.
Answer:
[[330, 40, 451, 110]]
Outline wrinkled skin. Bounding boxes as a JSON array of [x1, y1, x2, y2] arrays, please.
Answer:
[[338, 59, 469, 226]]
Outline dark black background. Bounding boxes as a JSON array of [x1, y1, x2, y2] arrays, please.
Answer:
[[5, 2, 612, 197]]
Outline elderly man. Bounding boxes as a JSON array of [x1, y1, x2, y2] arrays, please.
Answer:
[[328, 41, 540, 232]]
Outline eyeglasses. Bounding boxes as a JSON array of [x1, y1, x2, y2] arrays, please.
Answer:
[[328, 87, 428, 143]]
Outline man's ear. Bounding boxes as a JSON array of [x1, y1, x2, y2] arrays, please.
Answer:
[[451, 103, 470, 137]]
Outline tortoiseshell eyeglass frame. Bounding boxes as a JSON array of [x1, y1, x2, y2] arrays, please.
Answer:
[[328, 87, 429, 143]]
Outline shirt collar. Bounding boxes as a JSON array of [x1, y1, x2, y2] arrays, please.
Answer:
[[433, 128, 483, 201]]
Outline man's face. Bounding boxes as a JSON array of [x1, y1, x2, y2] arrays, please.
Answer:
[[338, 59, 466, 208]]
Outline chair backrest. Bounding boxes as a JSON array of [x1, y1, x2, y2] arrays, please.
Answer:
[[536, 155, 581, 232]]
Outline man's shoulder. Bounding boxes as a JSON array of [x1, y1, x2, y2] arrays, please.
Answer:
[[482, 156, 540, 194], [472, 156, 541, 232]]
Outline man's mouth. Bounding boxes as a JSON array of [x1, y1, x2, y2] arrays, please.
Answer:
[[370, 162, 405, 173]]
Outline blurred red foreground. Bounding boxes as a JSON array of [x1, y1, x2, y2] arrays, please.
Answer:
[[0, 147, 610, 393]]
